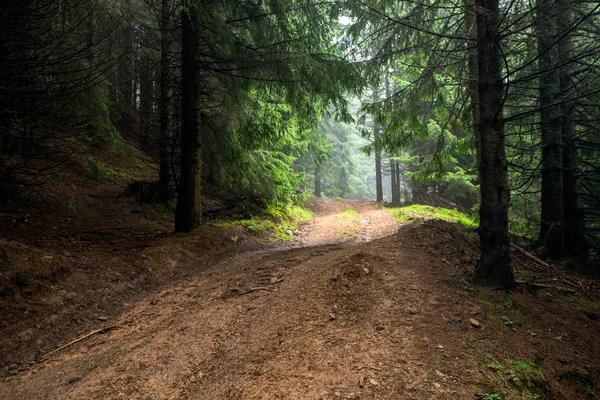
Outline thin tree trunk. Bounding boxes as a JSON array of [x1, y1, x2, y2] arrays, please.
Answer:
[[390, 157, 397, 204], [473, 0, 515, 289], [139, 50, 153, 150], [394, 159, 401, 203], [464, 0, 481, 170], [158, 0, 172, 194], [174, 3, 202, 232], [118, 25, 134, 132], [556, 0, 586, 257], [537, 0, 564, 258], [314, 162, 322, 198], [375, 141, 383, 202], [372, 86, 383, 202]]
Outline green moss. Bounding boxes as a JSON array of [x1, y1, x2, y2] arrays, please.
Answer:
[[212, 204, 313, 241], [386, 204, 476, 227], [87, 158, 111, 181]]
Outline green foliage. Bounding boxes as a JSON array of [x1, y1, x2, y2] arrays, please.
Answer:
[[297, 116, 377, 200], [338, 208, 359, 219], [387, 205, 476, 227], [85, 156, 127, 182], [80, 82, 122, 146], [213, 205, 313, 241], [481, 394, 503, 400], [87, 158, 111, 181], [478, 357, 546, 399], [183, 0, 363, 209]]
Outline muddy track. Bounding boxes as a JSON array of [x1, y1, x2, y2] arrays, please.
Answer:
[[0, 199, 404, 399], [2, 198, 598, 399]]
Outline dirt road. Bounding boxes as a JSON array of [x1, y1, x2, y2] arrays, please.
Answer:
[[1, 199, 598, 399]]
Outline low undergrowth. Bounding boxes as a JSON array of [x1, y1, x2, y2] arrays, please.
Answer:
[[387, 204, 477, 227], [337, 208, 359, 219], [473, 356, 547, 399], [211, 204, 313, 241]]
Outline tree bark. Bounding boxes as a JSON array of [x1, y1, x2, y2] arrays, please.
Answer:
[[372, 87, 383, 202], [556, 0, 587, 257], [537, 0, 565, 258], [473, 0, 515, 289], [314, 162, 322, 197], [464, 0, 481, 170], [395, 159, 401, 203], [375, 135, 383, 202], [159, 0, 172, 194], [174, 3, 202, 232], [390, 158, 396, 204]]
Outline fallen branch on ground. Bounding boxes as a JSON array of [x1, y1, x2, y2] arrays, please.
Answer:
[[40, 325, 118, 361]]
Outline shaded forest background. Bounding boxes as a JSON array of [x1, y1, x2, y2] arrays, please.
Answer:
[[1, 0, 600, 283]]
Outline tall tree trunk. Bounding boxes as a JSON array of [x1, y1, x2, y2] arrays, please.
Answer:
[[174, 3, 202, 232], [139, 50, 153, 150], [314, 162, 322, 198], [473, 0, 515, 289], [158, 0, 172, 194], [398, 161, 404, 202], [394, 159, 401, 203], [464, 0, 481, 170], [556, 0, 586, 257], [537, 0, 564, 258], [372, 86, 383, 202], [375, 136, 383, 202], [117, 25, 134, 132], [390, 158, 396, 204]]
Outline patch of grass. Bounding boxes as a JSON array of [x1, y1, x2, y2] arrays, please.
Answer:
[[212, 204, 313, 241], [338, 208, 359, 219], [67, 199, 76, 213], [386, 204, 477, 227], [500, 316, 514, 327], [87, 158, 112, 181], [481, 394, 503, 400], [85, 156, 132, 182], [476, 357, 547, 399]]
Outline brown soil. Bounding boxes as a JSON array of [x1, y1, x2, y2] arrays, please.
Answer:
[[1, 192, 599, 399]]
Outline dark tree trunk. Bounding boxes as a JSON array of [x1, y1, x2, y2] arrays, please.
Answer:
[[372, 86, 383, 202], [473, 0, 515, 289], [393, 159, 398, 203], [174, 3, 202, 232], [139, 52, 153, 149], [314, 163, 322, 198], [556, 0, 587, 257], [375, 139, 383, 202], [537, 0, 565, 258], [396, 161, 402, 202], [464, 0, 481, 171], [117, 25, 134, 132], [158, 0, 172, 194], [390, 158, 397, 204]]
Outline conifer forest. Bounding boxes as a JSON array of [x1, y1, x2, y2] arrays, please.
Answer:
[[1, 0, 600, 398]]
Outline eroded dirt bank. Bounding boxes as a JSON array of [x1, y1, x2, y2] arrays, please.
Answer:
[[1, 199, 599, 399]]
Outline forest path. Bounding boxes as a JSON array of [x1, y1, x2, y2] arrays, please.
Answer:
[[292, 198, 399, 247], [1, 199, 597, 399]]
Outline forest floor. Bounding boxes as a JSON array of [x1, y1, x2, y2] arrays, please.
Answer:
[[1, 174, 599, 398]]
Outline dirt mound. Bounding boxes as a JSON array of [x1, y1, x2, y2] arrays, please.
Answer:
[[327, 252, 385, 314], [0, 224, 251, 374]]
